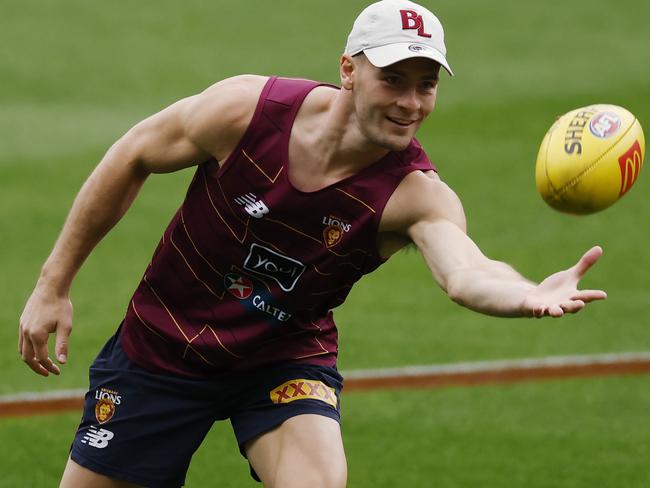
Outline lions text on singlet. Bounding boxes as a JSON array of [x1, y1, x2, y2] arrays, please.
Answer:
[[120, 76, 435, 377]]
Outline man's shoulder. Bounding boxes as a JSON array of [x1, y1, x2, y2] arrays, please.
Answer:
[[207, 75, 334, 103], [185, 75, 270, 160], [380, 170, 465, 233], [198, 74, 269, 111], [187, 75, 337, 161]]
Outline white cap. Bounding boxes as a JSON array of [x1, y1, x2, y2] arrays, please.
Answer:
[[345, 0, 453, 76]]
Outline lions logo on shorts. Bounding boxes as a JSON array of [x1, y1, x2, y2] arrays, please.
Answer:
[[95, 399, 116, 424]]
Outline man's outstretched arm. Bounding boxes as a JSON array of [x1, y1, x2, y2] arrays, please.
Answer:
[[19, 75, 267, 376], [389, 171, 606, 317]]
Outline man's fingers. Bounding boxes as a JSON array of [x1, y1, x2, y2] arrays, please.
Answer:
[[55, 322, 72, 364], [573, 289, 607, 302], [32, 333, 60, 375], [560, 300, 585, 314], [21, 340, 50, 377], [19, 293, 73, 376], [532, 305, 545, 318], [25, 359, 50, 377], [40, 356, 61, 375], [573, 246, 603, 278]]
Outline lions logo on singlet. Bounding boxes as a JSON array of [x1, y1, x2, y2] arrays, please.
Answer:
[[322, 216, 352, 248], [323, 225, 343, 248]]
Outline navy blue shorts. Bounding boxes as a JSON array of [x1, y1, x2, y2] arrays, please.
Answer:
[[70, 331, 343, 487]]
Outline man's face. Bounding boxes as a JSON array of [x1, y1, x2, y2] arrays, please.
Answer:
[[348, 55, 440, 151]]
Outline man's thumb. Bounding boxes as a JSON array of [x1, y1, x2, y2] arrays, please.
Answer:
[[55, 321, 72, 364]]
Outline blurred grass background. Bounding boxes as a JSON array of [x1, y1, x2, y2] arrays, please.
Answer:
[[1, 0, 649, 486]]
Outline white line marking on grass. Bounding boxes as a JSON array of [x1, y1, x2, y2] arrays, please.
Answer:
[[1, 351, 650, 414], [0, 389, 86, 403], [341, 351, 650, 379]]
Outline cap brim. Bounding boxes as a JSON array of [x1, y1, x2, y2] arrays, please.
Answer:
[[363, 42, 453, 76]]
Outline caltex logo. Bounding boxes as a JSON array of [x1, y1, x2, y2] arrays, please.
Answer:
[[224, 273, 254, 299]]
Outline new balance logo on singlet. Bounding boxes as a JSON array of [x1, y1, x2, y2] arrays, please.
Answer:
[[234, 193, 269, 219], [81, 427, 114, 449]]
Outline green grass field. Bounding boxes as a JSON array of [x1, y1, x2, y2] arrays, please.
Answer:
[[2, 0, 650, 486], [3, 376, 650, 487]]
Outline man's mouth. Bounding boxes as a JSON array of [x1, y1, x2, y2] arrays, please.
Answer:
[[386, 116, 416, 127]]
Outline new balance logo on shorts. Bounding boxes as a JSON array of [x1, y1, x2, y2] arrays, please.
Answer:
[[81, 427, 115, 449]]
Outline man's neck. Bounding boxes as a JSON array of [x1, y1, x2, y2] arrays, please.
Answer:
[[298, 88, 390, 174]]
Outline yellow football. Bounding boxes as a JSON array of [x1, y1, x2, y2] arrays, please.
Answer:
[[535, 104, 645, 214]]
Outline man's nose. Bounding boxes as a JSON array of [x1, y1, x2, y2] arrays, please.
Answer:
[[396, 88, 420, 113]]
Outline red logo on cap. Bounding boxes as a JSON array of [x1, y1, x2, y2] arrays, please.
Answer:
[[400, 9, 432, 38]]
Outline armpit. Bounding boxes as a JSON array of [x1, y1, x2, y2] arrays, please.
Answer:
[[377, 231, 414, 259]]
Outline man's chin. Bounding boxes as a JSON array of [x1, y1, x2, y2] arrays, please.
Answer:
[[380, 136, 412, 152], [363, 127, 414, 152]]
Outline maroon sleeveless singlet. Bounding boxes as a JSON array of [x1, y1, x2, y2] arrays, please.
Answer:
[[120, 76, 435, 377]]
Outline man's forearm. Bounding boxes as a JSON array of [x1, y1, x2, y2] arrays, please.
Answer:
[[39, 146, 149, 294], [445, 261, 537, 317]]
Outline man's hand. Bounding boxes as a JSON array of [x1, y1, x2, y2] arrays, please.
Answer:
[[19, 283, 73, 376], [524, 246, 607, 318]]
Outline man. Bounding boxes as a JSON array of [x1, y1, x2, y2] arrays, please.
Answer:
[[18, 0, 606, 487]]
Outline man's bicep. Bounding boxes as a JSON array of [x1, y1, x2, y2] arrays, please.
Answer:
[[118, 97, 210, 174], [407, 181, 487, 291]]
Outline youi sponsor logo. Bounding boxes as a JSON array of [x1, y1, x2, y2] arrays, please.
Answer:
[[243, 243, 305, 292]]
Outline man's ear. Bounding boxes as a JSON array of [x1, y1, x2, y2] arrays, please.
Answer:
[[340, 54, 355, 90]]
